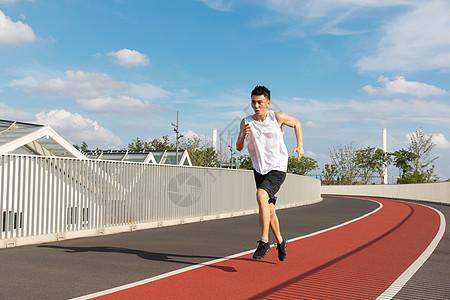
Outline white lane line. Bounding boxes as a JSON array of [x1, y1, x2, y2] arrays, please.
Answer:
[[376, 203, 446, 300], [70, 198, 383, 300]]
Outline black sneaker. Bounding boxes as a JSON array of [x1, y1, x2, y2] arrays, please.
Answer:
[[276, 237, 287, 261], [253, 240, 270, 259]]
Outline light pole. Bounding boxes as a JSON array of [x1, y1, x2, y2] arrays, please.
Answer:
[[228, 137, 235, 169], [171, 111, 183, 164]]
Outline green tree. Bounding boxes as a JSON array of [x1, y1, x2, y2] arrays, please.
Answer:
[[128, 136, 176, 151], [237, 154, 253, 170], [73, 141, 89, 152], [408, 129, 437, 180], [202, 147, 220, 167], [128, 137, 150, 151], [287, 156, 319, 175], [322, 163, 339, 185], [329, 143, 360, 185], [355, 147, 391, 184], [391, 149, 417, 178], [149, 135, 176, 151]]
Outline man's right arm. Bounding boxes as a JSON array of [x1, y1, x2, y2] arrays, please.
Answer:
[[236, 119, 250, 151]]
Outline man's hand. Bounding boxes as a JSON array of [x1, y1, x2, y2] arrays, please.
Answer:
[[236, 120, 251, 151], [293, 146, 304, 161], [242, 123, 251, 140]]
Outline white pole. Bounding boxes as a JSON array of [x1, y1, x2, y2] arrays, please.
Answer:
[[213, 128, 217, 153], [382, 128, 388, 184]]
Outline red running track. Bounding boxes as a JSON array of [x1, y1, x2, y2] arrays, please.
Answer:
[[83, 197, 444, 300]]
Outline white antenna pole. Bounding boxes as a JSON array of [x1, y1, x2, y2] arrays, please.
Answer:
[[213, 128, 217, 153], [382, 128, 388, 184]]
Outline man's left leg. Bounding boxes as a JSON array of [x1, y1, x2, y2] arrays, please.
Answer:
[[269, 203, 282, 243], [270, 204, 287, 261]]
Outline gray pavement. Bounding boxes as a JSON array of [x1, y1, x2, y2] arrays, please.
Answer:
[[0, 196, 448, 299]]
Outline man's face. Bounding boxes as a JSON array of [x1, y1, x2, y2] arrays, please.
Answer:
[[251, 94, 270, 114]]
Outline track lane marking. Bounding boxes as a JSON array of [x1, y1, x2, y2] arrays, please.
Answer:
[[72, 197, 444, 300], [71, 198, 382, 300]]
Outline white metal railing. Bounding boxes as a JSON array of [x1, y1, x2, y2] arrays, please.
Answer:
[[0, 154, 322, 246]]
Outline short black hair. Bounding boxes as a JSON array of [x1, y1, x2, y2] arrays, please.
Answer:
[[251, 85, 270, 100]]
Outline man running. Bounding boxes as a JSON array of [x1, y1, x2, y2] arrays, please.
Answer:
[[236, 85, 304, 261]]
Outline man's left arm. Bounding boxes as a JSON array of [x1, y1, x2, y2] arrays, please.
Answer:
[[275, 112, 304, 161]]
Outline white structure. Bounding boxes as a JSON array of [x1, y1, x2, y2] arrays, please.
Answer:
[[0, 119, 85, 159], [212, 128, 217, 153], [83, 149, 192, 166], [382, 128, 388, 184]]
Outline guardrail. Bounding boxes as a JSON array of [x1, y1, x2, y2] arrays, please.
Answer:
[[0, 154, 322, 248], [321, 182, 450, 205]]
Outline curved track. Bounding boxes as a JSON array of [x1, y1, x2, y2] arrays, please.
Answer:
[[0, 196, 448, 299], [81, 197, 445, 299]]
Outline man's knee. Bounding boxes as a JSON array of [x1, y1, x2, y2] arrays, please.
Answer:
[[269, 204, 276, 218], [256, 189, 269, 205]]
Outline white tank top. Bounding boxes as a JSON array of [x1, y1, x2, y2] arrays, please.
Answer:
[[244, 110, 288, 175]]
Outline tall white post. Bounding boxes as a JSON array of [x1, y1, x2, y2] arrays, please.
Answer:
[[213, 128, 217, 153], [382, 128, 388, 184]]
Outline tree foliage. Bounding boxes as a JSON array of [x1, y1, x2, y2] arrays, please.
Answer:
[[73, 141, 89, 152], [323, 129, 439, 185], [128, 136, 175, 151], [327, 143, 360, 185], [287, 156, 319, 175], [237, 154, 253, 170]]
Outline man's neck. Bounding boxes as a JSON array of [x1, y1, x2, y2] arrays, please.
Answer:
[[252, 111, 269, 122]]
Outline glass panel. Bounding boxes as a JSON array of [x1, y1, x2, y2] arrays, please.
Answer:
[[123, 153, 149, 162], [9, 146, 38, 155], [164, 151, 178, 165], [100, 153, 126, 161], [85, 153, 100, 159], [152, 151, 165, 163]]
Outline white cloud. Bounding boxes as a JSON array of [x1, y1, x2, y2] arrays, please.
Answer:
[[129, 83, 174, 99], [31, 70, 172, 113], [108, 49, 150, 67], [0, 103, 122, 149], [77, 95, 162, 114], [358, 0, 450, 72], [361, 76, 447, 97], [35, 110, 122, 148], [432, 133, 450, 149], [0, 102, 35, 121], [248, 0, 420, 36], [0, 9, 36, 44], [197, 0, 233, 12], [35, 70, 128, 99], [305, 121, 320, 128], [8, 76, 39, 88], [278, 97, 450, 127]]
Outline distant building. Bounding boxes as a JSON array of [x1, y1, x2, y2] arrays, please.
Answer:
[[0, 119, 192, 166], [82, 149, 192, 166], [0, 119, 85, 159]]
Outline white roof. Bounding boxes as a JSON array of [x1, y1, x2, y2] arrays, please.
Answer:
[[0, 119, 86, 159]]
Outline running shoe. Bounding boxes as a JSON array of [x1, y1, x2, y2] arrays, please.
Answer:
[[276, 237, 287, 261], [253, 240, 270, 259]]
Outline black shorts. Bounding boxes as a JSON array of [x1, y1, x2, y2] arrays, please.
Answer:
[[253, 169, 286, 205]]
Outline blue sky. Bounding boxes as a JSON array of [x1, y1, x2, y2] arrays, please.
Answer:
[[1, 0, 449, 179]]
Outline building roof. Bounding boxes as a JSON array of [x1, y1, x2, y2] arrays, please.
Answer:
[[0, 119, 85, 159], [82, 149, 192, 166], [0, 119, 192, 166]]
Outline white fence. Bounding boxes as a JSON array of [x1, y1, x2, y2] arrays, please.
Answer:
[[322, 182, 450, 205], [0, 154, 322, 248]]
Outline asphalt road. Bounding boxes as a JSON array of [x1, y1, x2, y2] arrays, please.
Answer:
[[0, 196, 448, 300]]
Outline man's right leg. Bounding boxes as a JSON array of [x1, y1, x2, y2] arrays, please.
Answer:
[[257, 188, 271, 240], [253, 188, 271, 259]]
